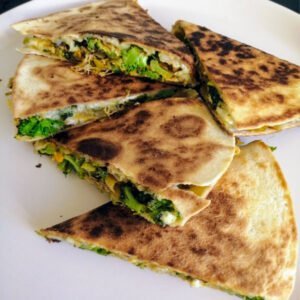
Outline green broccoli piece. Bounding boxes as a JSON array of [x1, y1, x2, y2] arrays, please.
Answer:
[[57, 160, 73, 175], [86, 37, 100, 51], [38, 143, 56, 155], [122, 46, 148, 73], [91, 167, 108, 181], [147, 198, 176, 224], [63, 155, 85, 178], [17, 117, 64, 138], [121, 185, 145, 214]]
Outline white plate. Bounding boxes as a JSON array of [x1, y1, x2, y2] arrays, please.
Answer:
[[0, 0, 299, 299]]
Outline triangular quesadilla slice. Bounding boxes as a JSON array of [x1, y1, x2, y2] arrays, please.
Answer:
[[173, 20, 300, 135], [39, 141, 297, 299], [34, 97, 235, 226], [12, 0, 195, 85], [13, 54, 179, 141]]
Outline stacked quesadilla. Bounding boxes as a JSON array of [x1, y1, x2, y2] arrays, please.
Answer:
[[173, 20, 300, 135], [9, 0, 299, 299], [39, 141, 298, 299], [12, 0, 195, 85], [34, 97, 235, 226], [13, 55, 179, 141]]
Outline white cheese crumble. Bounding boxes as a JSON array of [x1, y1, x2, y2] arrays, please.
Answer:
[[160, 211, 177, 225]]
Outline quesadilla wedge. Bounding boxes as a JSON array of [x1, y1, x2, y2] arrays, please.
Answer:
[[173, 20, 300, 135], [34, 97, 235, 226], [12, 0, 195, 85], [13, 54, 179, 141], [39, 141, 297, 299]]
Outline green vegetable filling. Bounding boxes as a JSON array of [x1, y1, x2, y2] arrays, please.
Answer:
[[120, 183, 180, 226], [17, 117, 64, 138], [56, 153, 107, 180], [16, 87, 178, 140], [36, 142, 181, 225], [24, 36, 180, 82], [79, 245, 111, 256]]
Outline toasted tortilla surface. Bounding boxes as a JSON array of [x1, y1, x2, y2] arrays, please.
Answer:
[[173, 20, 300, 135], [40, 141, 297, 299]]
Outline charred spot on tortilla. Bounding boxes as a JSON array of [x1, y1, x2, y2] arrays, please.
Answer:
[[49, 219, 75, 235], [89, 225, 104, 238], [77, 138, 121, 160]]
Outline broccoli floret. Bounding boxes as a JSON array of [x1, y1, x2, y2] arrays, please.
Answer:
[[86, 37, 100, 51], [122, 46, 148, 73], [120, 183, 180, 225], [57, 160, 74, 175], [147, 198, 177, 224], [91, 167, 108, 181], [38, 143, 56, 155], [121, 185, 145, 214], [63, 155, 85, 178], [85, 37, 116, 58], [17, 117, 64, 138]]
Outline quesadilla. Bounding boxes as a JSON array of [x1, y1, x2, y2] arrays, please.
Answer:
[[13, 54, 179, 141], [34, 97, 235, 226], [38, 141, 297, 299], [12, 0, 195, 85], [173, 20, 300, 135]]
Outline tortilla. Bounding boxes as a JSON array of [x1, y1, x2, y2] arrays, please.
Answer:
[[12, 0, 195, 85], [173, 20, 300, 135], [34, 97, 235, 226], [13, 54, 179, 141], [39, 141, 297, 299]]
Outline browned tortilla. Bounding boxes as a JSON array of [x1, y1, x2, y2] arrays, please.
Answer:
[[40, 141, 297, 299], [49, 97, 235, 224], [12, 0, 195, 84], [173, 20, 300, 135], [13, 55, 177, 119]]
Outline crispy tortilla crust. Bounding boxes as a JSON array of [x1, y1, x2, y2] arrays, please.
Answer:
[[12, 0, 195, 82], [173, 20, 300, 134], [51, 97, 235, 223], [40, 141, 297, 299], [12, 55, 177, 119]]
